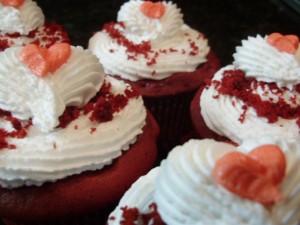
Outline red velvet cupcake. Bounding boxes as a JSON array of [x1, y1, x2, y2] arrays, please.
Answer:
[[191, 33, 300, 144], [0, 0, 69, 51], [88, 0, 219, 155], [0, 43, 159, 224]]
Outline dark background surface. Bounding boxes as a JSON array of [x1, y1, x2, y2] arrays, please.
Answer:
[[35, 0, 300, 67]]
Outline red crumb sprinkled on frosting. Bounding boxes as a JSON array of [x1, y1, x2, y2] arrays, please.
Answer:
[[102, 22, 200, 67], [111, 203, 165, 225], [0, 23, 70, 51], [103, 22, 152, 58], [90, 127, 96, 134], [189, 40, 199, 56], [0, 109, 32, 150], [0, 39, 10, 51], [58, 107, 80, 128], [0, 80, 139, 150], [211, 69, 300, 127], [53, 142, 57, 149]]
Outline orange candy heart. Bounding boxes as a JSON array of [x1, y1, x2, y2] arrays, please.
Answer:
[[213, 144, 286, 205], [19, 44, 49, 77], [267, 32, 299, 54], [19, 43, 71, 77], [0, 0, 25, 8], [47, 43, 71, 74], [140, 1, 166, 19]]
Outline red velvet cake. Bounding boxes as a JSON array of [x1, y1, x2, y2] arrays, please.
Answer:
[[0, 43, 159, 225], [88, 0, 220, 155], [0, 0, 69, 51], [191, 33, 300, 144]]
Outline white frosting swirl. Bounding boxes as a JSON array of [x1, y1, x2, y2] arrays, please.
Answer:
[[0, 76, 147, 188], [117, 0, 183, 44], [154, 139, 272, 225], [239, 137, 300, 225], [0, 0, 44, 35], [233, 35, 300, 90], [88, 0, 209, 81], [0, 46, 104, 133], [108, 167, 160, 223], [109, 138, 300, 225], [200, 65, 300, 144]]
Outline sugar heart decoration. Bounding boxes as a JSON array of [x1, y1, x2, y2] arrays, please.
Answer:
[[213, 144, 286, 205], [267, 32, 299, 54], [0, 0, 25, 8], [19, 43, 71, 77], [140, 1, 165, 19]]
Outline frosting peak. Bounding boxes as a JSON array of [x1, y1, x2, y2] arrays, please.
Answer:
[[0, 45, 104, 132], [0, 0, 45, 35], [117, 0, 183, 44], [89, 0, 209, 81], [233, 34, 300, 89]]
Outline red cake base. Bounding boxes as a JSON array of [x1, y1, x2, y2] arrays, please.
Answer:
[[0, 111, 159, 225]]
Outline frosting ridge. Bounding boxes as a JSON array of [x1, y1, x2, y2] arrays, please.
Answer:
[[88, 0, 210, 81]]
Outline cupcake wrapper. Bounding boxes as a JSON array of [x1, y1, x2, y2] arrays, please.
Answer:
[[144, 90, 196, 160]]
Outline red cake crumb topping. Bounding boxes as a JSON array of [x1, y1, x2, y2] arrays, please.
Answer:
[[0, 109, 32, 150], [102, 22, 200, 66], [0, 23, 70, 51], [0, 80, 140, 150], [211, 69, 300, 126], [108, 203, 165, 225], [103, 22, 152, 59]]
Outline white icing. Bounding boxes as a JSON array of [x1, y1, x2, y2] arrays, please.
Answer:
[[117, 0, 184, 44], [88, 0, 209, 81], [109, 138, 300, 225], [0, 0, 44, 35], [0, 76, 147, 188], [0, 46, 104, 133], [0, 24, 68, 48], [200, 65, 300, 144], [233, 34, 300, 90]]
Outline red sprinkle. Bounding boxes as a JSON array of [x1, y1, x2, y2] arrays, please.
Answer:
[[90, 127, 97, 134], [211, 69, 300, 127], [0, 109, 31, 150], [0, 23, 70, 51], [117, 203, 165, 225], [0, 80, 139, 149], [102, 22, 151, 58]]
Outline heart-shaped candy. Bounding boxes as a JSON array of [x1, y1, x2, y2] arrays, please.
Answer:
[[140, 1, 165, 19], [213, 144, 286, 205], [0, 0, 25, 8], [267, 32, 299, 54], [19, 43, 71, 77]]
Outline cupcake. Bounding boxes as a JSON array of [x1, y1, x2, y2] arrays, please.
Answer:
[[88, 0, 220, 154], [0, 0, 69, 51], [107, 137, 300, 225], [191, 33, 300, 144], [0, 43, 159, 224]]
